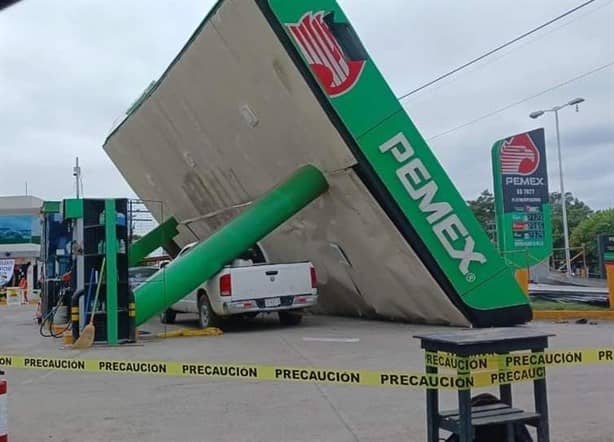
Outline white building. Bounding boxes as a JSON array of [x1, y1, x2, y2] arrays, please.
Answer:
[[0, 195, 43, 259]]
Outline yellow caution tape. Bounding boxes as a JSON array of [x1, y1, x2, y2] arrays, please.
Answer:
[[0, 348, 610, 390], [425, 347, 614, 371], [504, 348, 612, 367], [0, 354, 500, 389]]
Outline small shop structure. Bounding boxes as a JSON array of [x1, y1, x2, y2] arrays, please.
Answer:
[[0, 195, 43, 302]]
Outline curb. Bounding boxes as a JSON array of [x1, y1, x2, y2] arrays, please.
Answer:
[[533, 310, 614, 321]]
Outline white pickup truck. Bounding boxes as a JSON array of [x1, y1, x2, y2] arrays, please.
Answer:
[[160, 242, 318, 328]]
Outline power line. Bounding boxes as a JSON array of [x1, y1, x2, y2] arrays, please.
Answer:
[[427, 61, 614, 141], [410, 0, 613, 101], [397, 0, 598, 101]]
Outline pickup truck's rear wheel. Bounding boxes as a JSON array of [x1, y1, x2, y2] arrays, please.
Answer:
[[198, 292, 220, 329], [278, 311, 303, 326], [160, 309, 176, 324]]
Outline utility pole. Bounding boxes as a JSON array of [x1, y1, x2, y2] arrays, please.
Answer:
[[73, 157, 82, 198]]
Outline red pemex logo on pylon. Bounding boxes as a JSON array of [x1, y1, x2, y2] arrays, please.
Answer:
[[287, 12, 366, 98], [500, 133, 540, 176]]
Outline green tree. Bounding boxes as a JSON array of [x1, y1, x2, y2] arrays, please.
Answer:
[[570, 209, 614, 265], [467, 190, 496, 240], [549, 192, 593, 250]]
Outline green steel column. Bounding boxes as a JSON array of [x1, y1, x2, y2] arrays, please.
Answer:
[[128, 217, 179, 266], [104, 199, 119, 345], [135, 165, 328, 325]]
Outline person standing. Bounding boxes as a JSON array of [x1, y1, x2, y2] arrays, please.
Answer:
[[18, 273, 28, 303]]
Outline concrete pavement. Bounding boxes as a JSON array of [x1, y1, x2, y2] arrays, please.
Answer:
[[1, 305, 612, 441]]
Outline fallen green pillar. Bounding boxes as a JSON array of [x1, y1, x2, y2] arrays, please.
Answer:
[[128, 217, 180, 266], [134, 165, 328, 325]]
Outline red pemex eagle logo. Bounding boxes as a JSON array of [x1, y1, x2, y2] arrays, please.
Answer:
[[500, 133, 540, 176], [286, 12, 366, 98]]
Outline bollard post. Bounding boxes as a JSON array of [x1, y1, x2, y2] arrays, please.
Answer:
[[515, 268, 529, 296], [0, 377, 7, 442]]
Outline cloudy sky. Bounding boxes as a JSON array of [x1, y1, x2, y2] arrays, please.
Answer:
[[1, 0, 613, 209]]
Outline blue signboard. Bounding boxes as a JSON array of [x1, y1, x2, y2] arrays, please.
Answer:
[[0, 215, 41, 244]]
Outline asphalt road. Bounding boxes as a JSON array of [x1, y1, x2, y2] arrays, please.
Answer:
[[1, 305, 613, 441]]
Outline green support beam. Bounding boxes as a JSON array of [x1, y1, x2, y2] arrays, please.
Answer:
[[128, 217, 180, 266], [134, 165, 328, 325], [104, 199, 119, 345]]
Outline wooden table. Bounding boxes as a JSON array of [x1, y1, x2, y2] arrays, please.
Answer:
[[414, 328, 554, 442]]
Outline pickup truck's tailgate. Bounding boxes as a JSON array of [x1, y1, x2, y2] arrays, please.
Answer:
[[230, 263, 313, 301]]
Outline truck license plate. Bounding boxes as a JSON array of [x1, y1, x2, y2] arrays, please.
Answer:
[[265, 297, 281, 308]]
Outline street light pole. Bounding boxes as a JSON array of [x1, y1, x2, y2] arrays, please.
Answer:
[[553, 108, 573, 278], [530, 97, 585, 278]]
